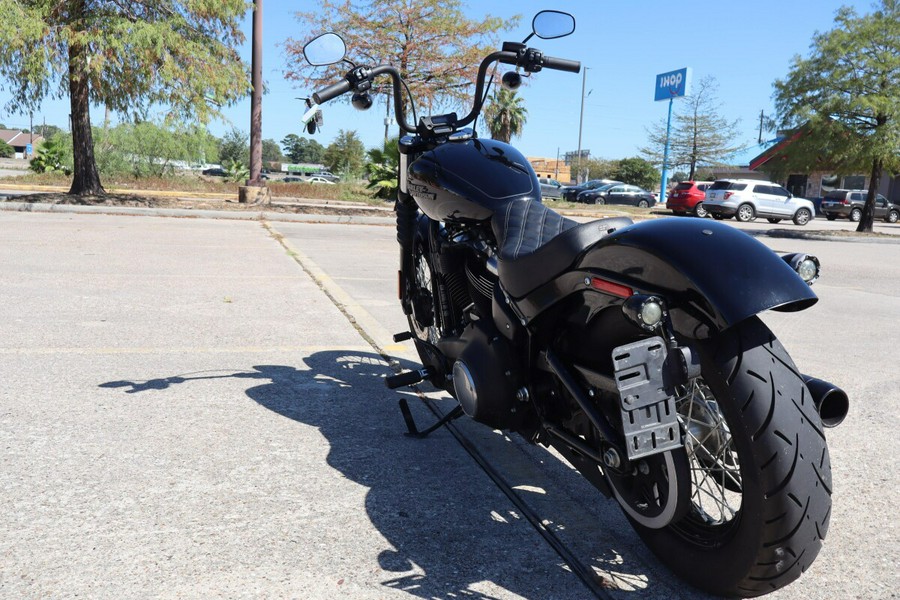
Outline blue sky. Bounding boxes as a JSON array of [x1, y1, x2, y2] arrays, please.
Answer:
[[1, 0, 877, 163]]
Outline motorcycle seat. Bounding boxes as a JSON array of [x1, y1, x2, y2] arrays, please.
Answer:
[[492, 199, 633, 298]]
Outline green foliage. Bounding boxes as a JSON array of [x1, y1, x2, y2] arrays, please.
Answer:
[[262, 139, 284, 164], [29, 136, 71, 174], [612, 157, 660, 190], [323, 130, 366, 178], [281, 134, 326, 164], [366, 137, 400, 199], [0, 0, 249, 194], [224, 158, 249, 183], [89, 121, 218, 177], [773, 0, 899, 229], [0, 138, 12, 158], [569, 157, 619, 182], [0, 0, 249, 121], [641, 76, 744, 180], [285, 1, 519, 115], [219, 129, 248, 167], [484, 88, 528, 143]]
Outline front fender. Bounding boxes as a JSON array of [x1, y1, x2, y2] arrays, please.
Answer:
[[574, 218, 817, 335]]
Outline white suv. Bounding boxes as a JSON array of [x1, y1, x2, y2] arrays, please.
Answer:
[[703, 179, 815, 226]]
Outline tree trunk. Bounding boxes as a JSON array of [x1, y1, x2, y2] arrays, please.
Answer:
[[855, 156, 882, 233], [68, 21, 105, 196]]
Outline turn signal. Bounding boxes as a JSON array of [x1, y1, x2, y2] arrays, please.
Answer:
[[623, 294, 665, 331]]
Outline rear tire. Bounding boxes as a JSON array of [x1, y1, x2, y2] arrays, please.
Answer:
[[693, 203, 708, 218], [736, 203, 756, 222], [638, 199, 650, 208], [850, 207, 862, 222], [887, 210, 899, 224], [626, 317, 832, 597], [826, 215, 837, 221]]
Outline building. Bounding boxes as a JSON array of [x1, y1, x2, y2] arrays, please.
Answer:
[[527, 157, 572, 183], [0, 129, 44, 159]]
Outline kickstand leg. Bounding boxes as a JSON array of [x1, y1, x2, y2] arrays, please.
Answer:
[[398, 399, 463, 438]]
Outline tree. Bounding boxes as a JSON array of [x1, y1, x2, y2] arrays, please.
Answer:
[[282, 134, 326, 164], [366, 136, 400, 199], [0, 1, 248, 195], [613, 157, 660, 190], [641, 76, 743, 180], [0, 139, 12, 158], [484, 88, 527, 143], [261, 139, 284, 165], [569, 157, 619, 183], [323, 129, 366, 177], [284, 0, 518, 118], [219, 129, 248, 167], [774, 0, 900, 233]]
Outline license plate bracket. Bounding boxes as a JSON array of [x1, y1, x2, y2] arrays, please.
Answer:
[[612, 337, 682, 460]]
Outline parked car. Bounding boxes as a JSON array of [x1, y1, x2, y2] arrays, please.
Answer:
[[538, 177, 564, 199], [312, 171, 340, 182], [201, 167, 227, 177], [580, 183, 656, 207], [666, 181, 713, 217], [282, 176, 305, 183], [562, 179, 622, 202], [306, 176, 335, 184], [820, 189, 899, 223], [703, 179, 815, 225]]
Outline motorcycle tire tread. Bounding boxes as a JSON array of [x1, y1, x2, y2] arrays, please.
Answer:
[[631, 317, 832, 597]]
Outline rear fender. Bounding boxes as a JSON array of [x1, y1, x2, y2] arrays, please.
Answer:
[[516, 219, 817, 338]]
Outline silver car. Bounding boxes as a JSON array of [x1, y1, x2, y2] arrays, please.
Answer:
[[703, 179, 815, 226]]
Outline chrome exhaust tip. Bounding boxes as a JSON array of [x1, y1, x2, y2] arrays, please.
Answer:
[[802, 375, 849, 428]]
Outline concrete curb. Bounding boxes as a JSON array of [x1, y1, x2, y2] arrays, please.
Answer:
[[0, 200, 396, 226]]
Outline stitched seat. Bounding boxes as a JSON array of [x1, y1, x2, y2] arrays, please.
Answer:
[[492, 199, 633, 298]]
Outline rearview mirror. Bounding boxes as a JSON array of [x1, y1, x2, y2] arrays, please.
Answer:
[[532, 11, 576, 40], [303, 33, 347, 66]]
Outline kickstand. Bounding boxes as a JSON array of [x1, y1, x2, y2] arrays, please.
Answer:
[[398, 399, 463, 438]]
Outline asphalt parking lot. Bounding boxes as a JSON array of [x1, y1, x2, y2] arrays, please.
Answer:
[[0, 209, 897, 599]]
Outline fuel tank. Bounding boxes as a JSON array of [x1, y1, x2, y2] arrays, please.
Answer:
[[407, 137, 540, 222]]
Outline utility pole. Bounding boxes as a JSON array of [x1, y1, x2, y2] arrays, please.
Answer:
[[577, 67, 588, 183], [241, 0, 269, 204], [248, 0, 263, 184], [758, 109, 764, 144]]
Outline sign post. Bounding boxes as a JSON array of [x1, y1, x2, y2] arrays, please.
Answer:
[[654, 68, 692, 205]]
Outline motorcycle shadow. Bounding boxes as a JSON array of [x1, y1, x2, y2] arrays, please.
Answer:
[[100, 350, 708, 599]]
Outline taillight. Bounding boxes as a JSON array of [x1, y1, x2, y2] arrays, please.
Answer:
[[724, 192, 734, 200], [841, 199, 850, 205]]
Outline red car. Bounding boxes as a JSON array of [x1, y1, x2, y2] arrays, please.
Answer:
[[666, 181, 713, 217]]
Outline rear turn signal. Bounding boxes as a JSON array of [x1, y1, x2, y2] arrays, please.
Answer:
[[622, 294, 665, 331]]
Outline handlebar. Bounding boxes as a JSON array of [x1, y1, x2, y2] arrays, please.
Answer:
[[312, 80, 352, 104], [310, 46, 581, 136]]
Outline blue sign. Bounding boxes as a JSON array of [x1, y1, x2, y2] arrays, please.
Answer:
[[25, 143, 33, 155], [654, 67, 692, 101]]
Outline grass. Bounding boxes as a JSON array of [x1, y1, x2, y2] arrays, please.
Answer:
[[4, 171, 383, 204]]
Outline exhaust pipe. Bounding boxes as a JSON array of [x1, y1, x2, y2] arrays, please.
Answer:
[[802, 375, 849, 428]]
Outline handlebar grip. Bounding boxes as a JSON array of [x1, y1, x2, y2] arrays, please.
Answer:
[[542, 55, 581, 73], [312, 79, 352, 104]]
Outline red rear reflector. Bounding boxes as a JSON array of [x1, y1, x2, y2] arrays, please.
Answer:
[[590, 277, 633, 298]]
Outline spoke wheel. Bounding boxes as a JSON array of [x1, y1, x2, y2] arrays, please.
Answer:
[[407, 240, 440, 346]]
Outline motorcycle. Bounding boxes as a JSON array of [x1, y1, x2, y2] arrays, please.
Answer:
[[300, 11, 849, 597]]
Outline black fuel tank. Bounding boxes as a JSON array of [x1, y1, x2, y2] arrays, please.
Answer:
[[407, 138, 540, 222]]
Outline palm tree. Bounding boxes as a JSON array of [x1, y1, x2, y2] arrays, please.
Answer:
[[484, 88, 527, 143]]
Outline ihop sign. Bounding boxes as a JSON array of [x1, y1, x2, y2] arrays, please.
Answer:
[[654, 67, 691, 101]]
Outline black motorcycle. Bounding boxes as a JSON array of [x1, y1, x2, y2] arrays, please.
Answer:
[[300, 11, 849, 597]]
